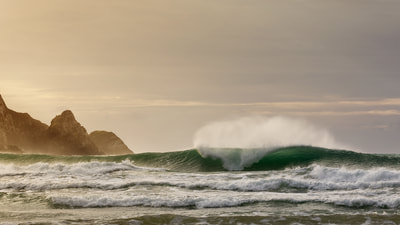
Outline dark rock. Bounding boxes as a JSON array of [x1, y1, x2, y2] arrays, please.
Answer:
[[47, 110, 103, 155], [89, 131, 133, 155]]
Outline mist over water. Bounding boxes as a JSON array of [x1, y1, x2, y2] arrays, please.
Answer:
[[193, 116, 350, 170]]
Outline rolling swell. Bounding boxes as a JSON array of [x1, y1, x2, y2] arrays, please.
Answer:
[[246, 146, 400, 171], [1, 146, 399, 172], [196, 146, 400, 171], [128, 146, 400, 171]]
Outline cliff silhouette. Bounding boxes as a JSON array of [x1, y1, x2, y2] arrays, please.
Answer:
[[0, 95, 133, 155]]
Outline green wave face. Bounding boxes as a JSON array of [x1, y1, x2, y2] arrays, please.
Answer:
[[1, 146, 399, 172]]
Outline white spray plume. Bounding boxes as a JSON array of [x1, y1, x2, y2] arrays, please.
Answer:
[[193, 116, 349, 170], [194, 116, 347, 149]]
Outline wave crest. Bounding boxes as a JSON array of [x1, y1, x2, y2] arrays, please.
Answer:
[[194, 117, 350, 170]]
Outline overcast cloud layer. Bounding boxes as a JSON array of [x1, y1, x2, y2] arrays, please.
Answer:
[[1, 0, 400, 153]]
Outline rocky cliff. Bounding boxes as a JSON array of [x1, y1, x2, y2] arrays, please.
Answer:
[[0, 95, 133, 155]]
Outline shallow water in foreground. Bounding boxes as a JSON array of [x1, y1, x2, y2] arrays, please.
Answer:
[[1, 146, 400, 224]]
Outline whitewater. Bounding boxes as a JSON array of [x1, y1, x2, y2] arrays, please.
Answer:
[[1, 117, 400, 224]]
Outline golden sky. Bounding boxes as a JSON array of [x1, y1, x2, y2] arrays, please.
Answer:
[[1, 0, 400, 153]]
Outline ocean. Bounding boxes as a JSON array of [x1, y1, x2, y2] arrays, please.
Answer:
[[1, 146, 400, 224]]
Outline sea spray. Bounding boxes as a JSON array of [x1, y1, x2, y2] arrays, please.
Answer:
[[193, 116, 349, 170]]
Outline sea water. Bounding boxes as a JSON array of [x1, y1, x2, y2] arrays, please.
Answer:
[[0, 146, 400, 224]]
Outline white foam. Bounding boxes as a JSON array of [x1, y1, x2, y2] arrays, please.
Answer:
[[48, 187, 400, 209], [0, 160, 144, 191], [0, 159, 138, 176], [1, 160, 400, 209], [2, 163, 400, 192], [308, 165, 400, 189]]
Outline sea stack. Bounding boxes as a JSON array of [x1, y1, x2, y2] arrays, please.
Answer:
[[89, 131, 132, 155], [47, 110, 103, 155]]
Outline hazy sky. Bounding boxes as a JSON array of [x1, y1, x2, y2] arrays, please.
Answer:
[[1, 0, 400, 153]]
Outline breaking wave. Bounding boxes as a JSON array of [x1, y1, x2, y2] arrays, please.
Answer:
[[193, 116, 353, 170], [48, 191, 400, 209], [0, 146, 399, 172]]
